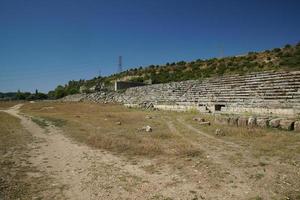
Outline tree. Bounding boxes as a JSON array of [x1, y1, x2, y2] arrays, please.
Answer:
[[48, 91, 55, 99], [54, 85, 66, 99], [68, 88, 79, 95], [284, 44, 291, 49], [16, 90, 26, 100], [177, 61, 186, 65]]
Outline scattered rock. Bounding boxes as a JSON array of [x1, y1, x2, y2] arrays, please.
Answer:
[[142, 125, 152, 132], [145, 116, 152, 119], [256, 117, 269, 128], [193, 117, 205, 122], [294, 121, 300, 132], [139, 102, 155, 110], [199, 121, 210, 125], [269, 118, 282, 128], [279, 119, 294, 131], [215, 128, 225, 136], [248, 116, 257, 127], [238, 116, 248, 127], [116, 121, 121, 125]]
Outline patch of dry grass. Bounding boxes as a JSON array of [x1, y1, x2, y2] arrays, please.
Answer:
[[21, 102, 202, 158], [20, 102, 300, 199], [182, 113, 300, 164], [22, 102, 300, 163], [0, 101, 21, 109]]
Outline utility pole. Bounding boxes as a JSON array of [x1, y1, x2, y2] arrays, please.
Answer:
[[118, 56, 123, 73]]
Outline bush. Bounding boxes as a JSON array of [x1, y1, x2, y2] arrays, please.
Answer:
[[273, 48, 281, 53], [54, 85, 66, 99], [284, 44, 291, 48]]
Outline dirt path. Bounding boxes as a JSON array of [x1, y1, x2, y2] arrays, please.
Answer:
[[3, 104, 299, 199], [3, 104, 209, 200]]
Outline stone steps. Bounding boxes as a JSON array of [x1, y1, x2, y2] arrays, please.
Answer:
[[119, 71, 300, 115]]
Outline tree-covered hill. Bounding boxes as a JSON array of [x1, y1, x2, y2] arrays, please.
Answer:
[[49, 42, 300, 99], [2, 42, 299, 101], [108, 42, 300, 84]]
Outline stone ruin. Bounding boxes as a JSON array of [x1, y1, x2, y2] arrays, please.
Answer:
[[62, 70, 300, 131]]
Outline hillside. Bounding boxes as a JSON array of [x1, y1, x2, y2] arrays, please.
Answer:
[[3, 42, 299, 101], [46, 42, 300, 99], [108, 43, 300, 84]]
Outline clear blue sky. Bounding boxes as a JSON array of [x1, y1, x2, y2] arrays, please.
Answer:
[[1, 0, 300, 92]]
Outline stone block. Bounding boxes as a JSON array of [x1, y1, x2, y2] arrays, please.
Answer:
[[238, 116, 248, 127], [279, 120, 294, 131], [269, 118, 281, 128], [248, 117, 257, 127], [256, 118, 269, 128], [294, 121, 300, 132]]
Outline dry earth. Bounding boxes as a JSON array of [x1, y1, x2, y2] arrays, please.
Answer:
[[1, 102, 300, 200]]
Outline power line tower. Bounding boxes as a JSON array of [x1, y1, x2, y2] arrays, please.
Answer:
[[118, 56, 123, 73]]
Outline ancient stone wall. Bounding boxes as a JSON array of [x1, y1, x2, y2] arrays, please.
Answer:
[[121, 71, 300, 116], [63, 71, 300, 117]]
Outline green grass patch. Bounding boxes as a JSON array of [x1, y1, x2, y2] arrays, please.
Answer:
[[31, 117, 49, 128]]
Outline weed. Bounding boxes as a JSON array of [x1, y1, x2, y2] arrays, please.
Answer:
[[31, 117, 48, 128]]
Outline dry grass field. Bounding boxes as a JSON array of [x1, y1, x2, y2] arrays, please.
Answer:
[[0, 101, 22, 109], [1, 101, 300, 199]]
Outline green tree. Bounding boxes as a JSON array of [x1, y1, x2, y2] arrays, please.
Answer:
[[54, 85, 66, 99]]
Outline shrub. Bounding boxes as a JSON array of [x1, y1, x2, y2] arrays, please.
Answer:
[[273, 48, 281, 52], [284, 44, 291, 48]]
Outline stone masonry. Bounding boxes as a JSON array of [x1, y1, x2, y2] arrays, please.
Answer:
[[62, 70, 300, 117]]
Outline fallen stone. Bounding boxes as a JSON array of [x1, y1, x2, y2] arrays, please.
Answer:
[[116, 121, 121, 125], [279, 119, 294, 131], [248, 116, 257, 127], [215, 128, 225, 136], [256, 118, 269, 128], [269, 118, 282, 128], [145, 116, 152, 119], [294, 121, 300, 132], [238, 116, 248, 127], [199, 121, 210, 125], [193, 117, 205, 122], [142, 125, 152, 132]]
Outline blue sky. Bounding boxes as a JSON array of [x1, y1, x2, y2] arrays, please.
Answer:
[[1, 0, 300, 92]]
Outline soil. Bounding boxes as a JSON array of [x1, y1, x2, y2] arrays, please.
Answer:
[[2, 104, 300, 200]]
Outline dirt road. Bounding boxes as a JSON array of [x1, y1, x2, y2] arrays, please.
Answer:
[[3, 104, 205, 199], [2, 104, 300, 200]]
